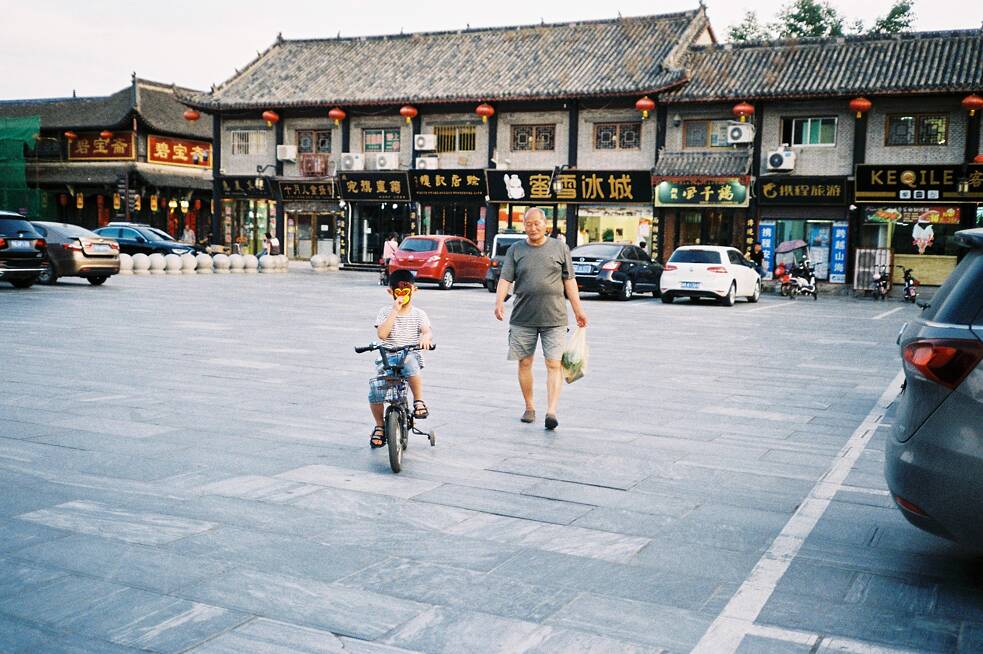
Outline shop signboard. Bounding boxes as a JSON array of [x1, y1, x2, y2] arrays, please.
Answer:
[[410, 170, 486, 201], [865, 206, 960, 224], [338, 172, 411, 202], [855, 164, 983, 203], [147, 135, 211, 168], [220, 176, 273, 199], [486, 170, 652, 204], [756, 176, 847, 205], [830, 222, 848, 284], [654, 176, 750, 207], [67, 132, 136, 161], [757, 221, 776, 279], [275, 178, 338, 201]]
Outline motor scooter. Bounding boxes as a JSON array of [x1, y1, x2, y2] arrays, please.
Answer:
[[774, 263, 792, 297], [871, 264, 890, 301], [787, 258, 818, 300], [898, 265, 919, 303]]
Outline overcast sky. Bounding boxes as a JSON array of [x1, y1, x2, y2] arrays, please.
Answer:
[[4, 0, 981, 100]]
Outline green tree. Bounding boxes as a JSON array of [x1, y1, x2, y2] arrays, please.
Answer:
[[772, 0, 845, 38], [868, 0, 916, 34], [727, 11, 772, 42]]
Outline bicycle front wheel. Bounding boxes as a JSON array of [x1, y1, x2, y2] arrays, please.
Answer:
[[386, 408, 404, 473]]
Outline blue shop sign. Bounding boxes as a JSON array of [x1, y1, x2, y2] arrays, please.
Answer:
[[830, 222, 848, 284], [758, 221, 776, 280]]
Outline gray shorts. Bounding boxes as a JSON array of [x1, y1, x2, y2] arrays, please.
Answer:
[[508, 324, 567, 361]]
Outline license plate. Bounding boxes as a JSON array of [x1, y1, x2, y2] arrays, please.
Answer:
[[92, 244, 112, 253], [681, 281, 700, 289], [574, 264, 591, 274], [10, 240, 29, 248]]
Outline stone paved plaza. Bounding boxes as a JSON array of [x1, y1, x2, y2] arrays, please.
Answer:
[[1, 271, 981, 653]]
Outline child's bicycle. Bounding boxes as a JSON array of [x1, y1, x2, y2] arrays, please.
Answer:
[[355, 341, 436, 473]]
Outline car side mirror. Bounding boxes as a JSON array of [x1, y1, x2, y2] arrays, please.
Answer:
[[137, 236, 147, 243]]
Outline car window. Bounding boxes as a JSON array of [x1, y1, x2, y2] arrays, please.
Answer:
[[96, 227, 121, 239], [32, 224, 49, 237], [56, 224, 98, 239], [446, 239, 462, 254], [147, 227, 176, 241], [634, 247, 651, 262], [494, 237, 524, 257], [571, 244, 623, 259], [0, 218, 39, 237], [120, 228, 143, 240], [463, 241, 481, 257], [399, 238, 438, 253], [923, 250, 983, 326], [669, 249, 722, 264], [727, 251, 744, 265]]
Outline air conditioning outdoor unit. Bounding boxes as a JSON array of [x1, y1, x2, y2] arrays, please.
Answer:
[[340, 153, 364, 171], [766, 147, 796, 172], [371, 153, 399, 170], [276, 144, 298, 161], [726, 123, 755, 145], [414, 134, 437, 151], [415, 155, 439, 170]]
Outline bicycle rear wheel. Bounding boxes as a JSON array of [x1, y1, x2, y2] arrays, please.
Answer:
[[386, 408, 404, 473]]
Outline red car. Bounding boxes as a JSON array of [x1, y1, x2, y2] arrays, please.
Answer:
[[388, 235, 491, 290]]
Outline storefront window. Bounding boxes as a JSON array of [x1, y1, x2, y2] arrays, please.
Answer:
[[497, 205, 566, 235], [577, 205, 652, 248], [773, 219, 833, 279]]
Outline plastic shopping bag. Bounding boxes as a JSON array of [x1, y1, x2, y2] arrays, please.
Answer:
[[561, 326, 588, 384]]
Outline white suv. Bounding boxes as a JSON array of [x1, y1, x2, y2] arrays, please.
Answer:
[[660, 245, 761, 306]]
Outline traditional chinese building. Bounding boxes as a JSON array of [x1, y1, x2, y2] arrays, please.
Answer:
[[180, 9, 715, 265], [0, 77, 213, 241]]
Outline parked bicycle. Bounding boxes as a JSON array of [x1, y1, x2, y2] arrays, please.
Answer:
[[355, 341, 436, 473]]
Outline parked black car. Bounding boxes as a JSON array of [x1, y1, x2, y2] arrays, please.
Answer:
[[484, 232, 526, 292], [0, 211, 47, 288], [571, 242, 663, 300], [92, 223, 195, 256]]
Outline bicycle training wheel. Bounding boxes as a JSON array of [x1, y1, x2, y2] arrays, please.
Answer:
[[386, 409, 404, 473]]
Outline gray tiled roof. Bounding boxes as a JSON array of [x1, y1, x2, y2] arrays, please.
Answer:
[[31, 162, 212, 189], [0, 80, 211, 138], [188, 10, 708, 109], [654, 149, 752, 176], [666, 29, 983, 102]]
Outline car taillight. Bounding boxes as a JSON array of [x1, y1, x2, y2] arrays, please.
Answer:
[[0, 237, 5, 249], [601, 261, 620, 271], [34, 239, 46, 249], [62, 242, 83, 251], [663, 264, 677, 271], [707, 265, 728, 273], [902, 338, 983, 390], [425, 255, 440, 263], [108, 241, 119, 250], [491, 260, 499, 268]]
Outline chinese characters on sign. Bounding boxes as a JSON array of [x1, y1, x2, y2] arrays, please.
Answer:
[[757, 177, 847, 205], [757, 221, 776, 280], [220, 176, 273, 199], [67, 132, 136, 161], [147, 135, 211, 168], [855, 165, 983, 203], [485, 170, 652, 204], [409, 170, 486, 201], [830, 222, 849, 284], [275, 180, 338, 201], [654, 177, 750, 207], [338, 172, 411, 202]]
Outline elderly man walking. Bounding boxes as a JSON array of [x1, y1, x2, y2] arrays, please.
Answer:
[[494, 208, 588, 430]]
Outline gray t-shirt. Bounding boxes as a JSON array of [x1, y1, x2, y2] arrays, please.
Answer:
[[500, 238, 574, 327]]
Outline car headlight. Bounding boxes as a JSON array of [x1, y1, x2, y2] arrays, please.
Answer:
[[171, 247, 190, 255]]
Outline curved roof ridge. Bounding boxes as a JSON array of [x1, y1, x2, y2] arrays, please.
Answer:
[[696, 27, 982, 52]]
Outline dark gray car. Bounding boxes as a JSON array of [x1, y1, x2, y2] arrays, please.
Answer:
[[885, 227, 983, 547]]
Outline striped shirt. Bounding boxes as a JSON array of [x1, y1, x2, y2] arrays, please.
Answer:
[[375, 306, 430, 362]]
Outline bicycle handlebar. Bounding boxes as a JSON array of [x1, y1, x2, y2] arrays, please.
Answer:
[[355, 342, 436, 354]]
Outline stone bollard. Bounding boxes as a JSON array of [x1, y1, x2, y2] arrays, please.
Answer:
[[243, 254, 259, 274], [132, 253, 150, 275], [277, 254, 289, 272], [326, 253, 341, 271], [118, 253, 133, 275], [148, 253, 166, 274], [213, 254, 230, 273], [180, 253, 198, 274], [195, 253, 213, 274], [228, 253, 244, 274], [309, 255, 325, 271], [164, 254, 183, 274], [259, 254, 276, 273]]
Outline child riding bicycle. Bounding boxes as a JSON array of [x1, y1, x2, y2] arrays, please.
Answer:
[[368, 269, 432, 447]]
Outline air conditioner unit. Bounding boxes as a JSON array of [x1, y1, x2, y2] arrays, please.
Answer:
[[726, 123, 755, 145], [766, 147, 796, 171], [276, 144, 298, 161], [340, 153, 364, 171], [371, 153, 399, 170], [414, 134, 437, 151], [415, 155, 439, 170]]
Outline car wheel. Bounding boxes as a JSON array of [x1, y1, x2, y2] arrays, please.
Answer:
[[439, 268, 455, 290], [618, 278, 633, 301], [661, 293, 674, 304], [486, 280, 496, 293], [720, 283, 736, 306], [10, 278, 34, 289], [38, 263, 58, 285], [748, 280, 761, 303], [87, 276, 108, 286]]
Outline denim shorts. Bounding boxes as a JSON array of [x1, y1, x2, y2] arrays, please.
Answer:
[[368, 352, 422, 404], [508, 324, 567, 361]]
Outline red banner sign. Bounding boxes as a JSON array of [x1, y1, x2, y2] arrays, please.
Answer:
[[147, 135, 211, 168], [67, 132, 136, 161]]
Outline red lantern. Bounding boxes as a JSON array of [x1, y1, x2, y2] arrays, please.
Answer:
[[732, 102, 754, 122], [183, 109, 201, 122], [849, 97, 872, 119], [99, 130, 112, 139], [961, 94, 983, 117], [262, 110, 280, 127], [64, 130, 78, 141], [195, 198, 202, 210], [328, 107, 346, 126], [975, 154, 983, 164], [59, 193, 68, 206], [399, 105, 418, 124], [475, 103, 495, 123], [635, 96, 656, 120]]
